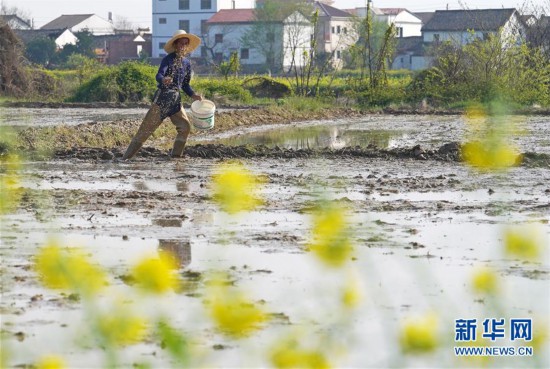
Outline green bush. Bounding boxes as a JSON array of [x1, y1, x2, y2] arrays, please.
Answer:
[[193, 77, 252, 103], [70, 61, 157, 103]]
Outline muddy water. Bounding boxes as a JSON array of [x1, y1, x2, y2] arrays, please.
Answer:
[[1, 113, 549, 368]]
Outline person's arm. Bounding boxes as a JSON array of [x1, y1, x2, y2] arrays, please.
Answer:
[[156, 55, 171, 86], [181, 60, 202, 101]]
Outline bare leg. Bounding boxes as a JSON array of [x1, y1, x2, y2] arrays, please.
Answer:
[[122, 105, 163, 160], [169, 108, 191, 157]]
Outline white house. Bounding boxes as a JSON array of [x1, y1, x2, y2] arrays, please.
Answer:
[[312, 1, 355, 69], [350, 6, 422, 37], [421, 8, 526, 46], [204, 9, 258, 64], [392, 8, 527, 71], [41, 14, 115, 35], [152, 0, 256, 58], [0, 14, 32, 29], [15, 28, 78, 49], [205, 8, 313, 71]]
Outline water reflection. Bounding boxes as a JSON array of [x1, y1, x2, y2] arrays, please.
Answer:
[[176, 182, 189, 192], [153, 218, 182, 227], [158, 239, 191, 268], [133, 181, 149, 191], [214, 125, 401, 149]]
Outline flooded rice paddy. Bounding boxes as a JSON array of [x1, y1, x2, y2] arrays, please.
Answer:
[[1, 110, 549, 368]]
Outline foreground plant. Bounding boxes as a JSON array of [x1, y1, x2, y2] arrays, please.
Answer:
[[211, 161, 264, 214], [204, 272, 268, 338], [462, 103, 522, 171], [308, 201, 354, 268]]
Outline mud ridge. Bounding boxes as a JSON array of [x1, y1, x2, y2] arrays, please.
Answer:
[[52, 143, 550, 168], [53, 142, 461, 161]]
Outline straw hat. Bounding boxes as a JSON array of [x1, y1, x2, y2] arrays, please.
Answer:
[[163, 30, 201, 54]]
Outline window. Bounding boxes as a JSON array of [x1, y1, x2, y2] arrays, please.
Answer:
[[159, 18, 167, 24], [215, 33, 223, 43], [159, 42, 166, 49], [331, 26, 335, 34], [396, 27, 403, 37], [241, 48, 249, 59], [433, 34, 440, 42], [343, 27, 347, 34], [179, 0, 189, 10], [337, 25, 341, 34], [336, 50, 341, 59], [266, 32, 274, 42], [201, 0, 212, 9], [179, 20, 189, 31], [214, 52, 223, 63], [201, 46, 208, 58]]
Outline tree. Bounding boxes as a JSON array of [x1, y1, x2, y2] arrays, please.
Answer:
[[25, 37, 57, 65], [348, 1, 396, 91], [217, 51, 240, 79]]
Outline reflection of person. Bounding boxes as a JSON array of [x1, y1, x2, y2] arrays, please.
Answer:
[[122, 30, 203, 160], [158, 239, 191, 269]]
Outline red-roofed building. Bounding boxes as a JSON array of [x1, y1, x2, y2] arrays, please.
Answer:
[[205, 8, 313, 72]]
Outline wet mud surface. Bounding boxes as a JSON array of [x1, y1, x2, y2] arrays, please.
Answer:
[[1, 113, 549, 368]]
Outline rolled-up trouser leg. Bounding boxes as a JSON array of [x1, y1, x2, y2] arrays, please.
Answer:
[[122, 105, 163, 160], [169, 108, 191, 157]]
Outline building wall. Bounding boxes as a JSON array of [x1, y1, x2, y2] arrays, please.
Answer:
[[152, 0, 255, 58], [206, 23, 266, 65], [282, 12, 313, 69], [56, 30, 78, 48]]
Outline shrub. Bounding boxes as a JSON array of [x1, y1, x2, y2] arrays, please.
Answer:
[[70, 61, 157, 103]]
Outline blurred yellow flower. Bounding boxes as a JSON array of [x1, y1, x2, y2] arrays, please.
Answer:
[[531, 321, 548, 351], [0, 154, 23, 215], [462, 141, 520, 171], [211, 162, 263, 214], [471, 267, 499, 295], [341, 270, 363, 309], [504, 224, 545, 260], [34, 242, 107, 295], [206, 273, 267, 338], [35, 355, 66, 369], [131, 254, 178, 294], [270, 338, 331, 369], [96, 303, 147, 346], [399, 313, 439, 354], [308, 202, 353, 267]]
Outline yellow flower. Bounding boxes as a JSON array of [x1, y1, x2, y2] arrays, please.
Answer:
[[471, 267, 499, 295], [34, 242, 108, 295], [531, 321, 548, 351], [211, 162, 263, 214], [131, 254, 178, 294], [0, 154, 23, 215], [308, 202, 353, 267], [35, 355, 66, 369], [341, 270, 363, 309], [270, 338, 331, 369], [206, 273, 267, 338], [399, 313, 439, 354], [96, 301, 147, 347], [504, 224, 545, 260], [462, 141, 520, 171]]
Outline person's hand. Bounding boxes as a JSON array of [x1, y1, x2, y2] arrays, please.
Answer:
[[163, 76, 173, 85], [192, 94, 202, 101]]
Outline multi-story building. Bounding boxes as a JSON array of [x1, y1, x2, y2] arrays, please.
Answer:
[[152, 0, 255, 58]]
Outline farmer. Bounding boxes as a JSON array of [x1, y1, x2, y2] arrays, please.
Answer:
[[122, 30, 203, 160]]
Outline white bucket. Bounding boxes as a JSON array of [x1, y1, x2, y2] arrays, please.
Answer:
[[190, 99, 216, 130]]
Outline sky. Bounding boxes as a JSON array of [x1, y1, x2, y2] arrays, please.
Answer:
[[4, 0, 545, 29]]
